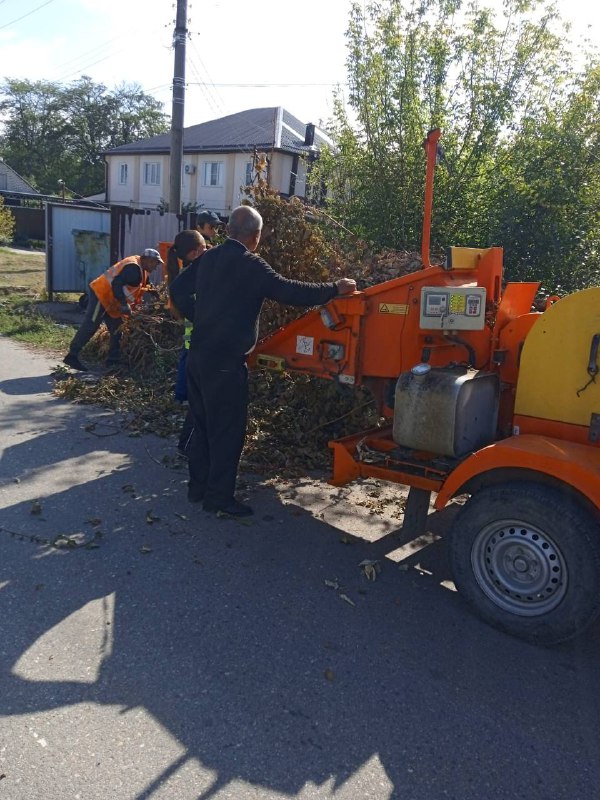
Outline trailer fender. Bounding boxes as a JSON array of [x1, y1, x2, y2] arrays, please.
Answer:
[[434, 434, 600, 512]]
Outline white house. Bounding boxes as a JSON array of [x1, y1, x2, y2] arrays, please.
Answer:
[[103, 107, 334, 214]]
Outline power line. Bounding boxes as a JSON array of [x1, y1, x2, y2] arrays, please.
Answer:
[[187, 81, 347, 88], [55, 53, 118, 84], [187, 36, 226, 115], [0, 0, 57, 31], [52, 34, 128, 81]]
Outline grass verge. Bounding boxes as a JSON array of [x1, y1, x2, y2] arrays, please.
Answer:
[[0, 295, 76, 351], [0, 247, 78, 351]]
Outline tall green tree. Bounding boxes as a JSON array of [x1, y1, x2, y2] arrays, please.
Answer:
[[491, 64, 600, 290], [0, 77, 168, 196], [0, 79, 69, 193], [312, 0, 599, 289]]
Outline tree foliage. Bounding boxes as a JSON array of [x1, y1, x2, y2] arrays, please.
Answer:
[[312, 0, 600, 291], [0, 196, 15, 243], [242, 176, 337, 335], [0, 77, 169, 197], [490, 65, 600, 290]]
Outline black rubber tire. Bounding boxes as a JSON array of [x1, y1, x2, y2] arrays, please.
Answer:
[[78, 293, 88, 310], [448, 481, 600, 645]]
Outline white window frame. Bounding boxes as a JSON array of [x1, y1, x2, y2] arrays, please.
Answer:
[[143, 162, 161, 186], [245, 161, 253, 185], [202, 161, 224, 188], [118, 163, 128, 185]]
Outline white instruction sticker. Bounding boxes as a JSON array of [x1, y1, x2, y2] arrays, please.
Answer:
[[296, 335, 314, 356]]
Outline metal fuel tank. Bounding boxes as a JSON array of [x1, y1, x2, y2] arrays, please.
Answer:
[[393, 365, 500, 457]]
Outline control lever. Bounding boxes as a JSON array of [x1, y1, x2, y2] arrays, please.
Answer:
[[576, 333, 600, 396], [586, 333, 600, 378]]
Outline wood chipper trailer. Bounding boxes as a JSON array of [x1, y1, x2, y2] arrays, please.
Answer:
[[249, 128, 600, 645]]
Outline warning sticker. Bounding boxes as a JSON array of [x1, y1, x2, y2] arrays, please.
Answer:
[[296, 335, 314, 356], [379, 303, 409, 315], [449, 294, 466, 313]]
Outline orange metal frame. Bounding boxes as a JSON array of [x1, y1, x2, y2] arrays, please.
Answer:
[[434, 435, 600, 510], [250, 129, 600, 513]]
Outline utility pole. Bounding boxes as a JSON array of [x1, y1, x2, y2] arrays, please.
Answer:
[[169, 0, 188, 215]]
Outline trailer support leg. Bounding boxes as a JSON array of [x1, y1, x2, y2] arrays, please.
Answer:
[[402, 487, 431, 537]]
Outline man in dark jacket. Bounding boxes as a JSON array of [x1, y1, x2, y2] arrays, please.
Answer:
[[170, 204, 356, 517]]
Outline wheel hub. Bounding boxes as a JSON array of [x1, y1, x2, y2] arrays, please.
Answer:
[[513, 556, 530, 573], [471, 521, 568, 616]]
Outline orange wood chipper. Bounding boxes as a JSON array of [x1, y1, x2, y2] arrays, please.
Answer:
[[249, 128, 600, 645]]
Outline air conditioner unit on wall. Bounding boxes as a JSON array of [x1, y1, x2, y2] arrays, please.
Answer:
[[184, 164, 196, 175]]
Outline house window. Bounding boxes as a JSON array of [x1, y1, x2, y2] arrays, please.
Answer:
[[202, 161, 224, 187], [143, 162, 161, 186], [245, 162, 253, 185], [118, 164, 128, 184]]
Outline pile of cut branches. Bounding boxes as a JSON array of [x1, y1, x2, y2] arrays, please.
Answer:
[[54, 184, 415, 474]]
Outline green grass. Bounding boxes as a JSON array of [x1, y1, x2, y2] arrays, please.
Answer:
[[0, 247, 76, 351], [0, 246, 46, 290], [0, 296, 76, 350]]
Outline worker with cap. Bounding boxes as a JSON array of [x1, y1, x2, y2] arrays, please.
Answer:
[[196, 210, 222, 246], [63, 248, 163, 372]]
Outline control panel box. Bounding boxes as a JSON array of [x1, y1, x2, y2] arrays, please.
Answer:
[[419, 286, 486, 330]]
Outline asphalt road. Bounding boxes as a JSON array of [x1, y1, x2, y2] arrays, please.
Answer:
[[1, 335, 599, 800]]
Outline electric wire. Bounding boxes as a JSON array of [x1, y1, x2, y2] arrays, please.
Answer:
[[187, 82, 345, 88], [0, 0, 56, 31], [187, 34, 226, 116]]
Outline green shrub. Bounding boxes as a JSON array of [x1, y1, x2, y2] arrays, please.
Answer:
[[0, 197, 15, 244]]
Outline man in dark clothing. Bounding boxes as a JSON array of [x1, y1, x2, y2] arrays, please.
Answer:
[[63, 248, 163, 372], [170, 204, 356, 517], [171, 212, 222, 457], [195, 209, 222, 245]]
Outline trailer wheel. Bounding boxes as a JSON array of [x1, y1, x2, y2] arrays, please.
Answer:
[[78, 293, 88, 311], [448, 481, 600, 645]]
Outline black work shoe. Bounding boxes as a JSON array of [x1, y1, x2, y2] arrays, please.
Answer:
[[187, 486, 205, 503], [63, 353, 88, 372], [203, 500, 254, 517]]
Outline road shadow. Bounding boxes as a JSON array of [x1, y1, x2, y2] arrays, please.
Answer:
[[1, 421, 600, 799], [0, 373, 58, 396]]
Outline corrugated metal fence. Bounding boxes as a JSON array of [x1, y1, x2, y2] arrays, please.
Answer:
[[46, 204, 202, 299]]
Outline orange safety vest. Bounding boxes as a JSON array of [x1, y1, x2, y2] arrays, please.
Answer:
[[90, 256, 148, 319]]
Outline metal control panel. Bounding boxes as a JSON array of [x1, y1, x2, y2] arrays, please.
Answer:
[[419, 286, 486, 330]]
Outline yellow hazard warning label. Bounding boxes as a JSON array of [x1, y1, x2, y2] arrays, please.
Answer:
[[449, 294, 466, 313], [379, 303, 409, 314]]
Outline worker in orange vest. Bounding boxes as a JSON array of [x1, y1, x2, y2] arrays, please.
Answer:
[[63, 248, 163, 372]]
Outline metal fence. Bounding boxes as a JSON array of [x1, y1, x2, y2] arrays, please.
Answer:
[[46, 204, 199, 300]]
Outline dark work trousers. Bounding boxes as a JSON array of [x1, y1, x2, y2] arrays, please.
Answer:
[[175, 347, 194, 453], [185, 348, 249, 507], [177, 408, 194, 453], [68, 288, 123, 362], [174, 347, 188, 401]]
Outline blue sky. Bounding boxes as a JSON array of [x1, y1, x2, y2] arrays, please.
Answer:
[[0, 0, 597, 129], [0, 0, 353, 127]]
